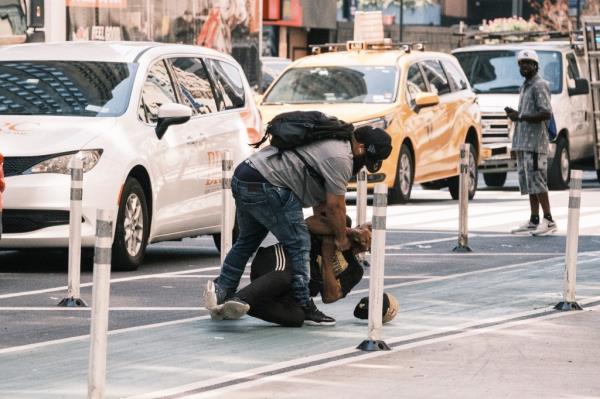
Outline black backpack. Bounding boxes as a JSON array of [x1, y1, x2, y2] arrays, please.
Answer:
[[251, 111, 354, 150], [250, 111, 354, 185]]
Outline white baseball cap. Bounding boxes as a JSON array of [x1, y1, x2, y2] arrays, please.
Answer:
[[517, 49, 539, 64]]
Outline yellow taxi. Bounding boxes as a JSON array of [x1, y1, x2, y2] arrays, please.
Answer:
[[258, 41, 485, 203]]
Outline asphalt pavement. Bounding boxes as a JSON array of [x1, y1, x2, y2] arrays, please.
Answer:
[[1, 172, 599, 398]]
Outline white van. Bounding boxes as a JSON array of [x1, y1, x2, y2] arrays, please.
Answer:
[[0, 42, 261, 270], [453, 41, 594, 189]]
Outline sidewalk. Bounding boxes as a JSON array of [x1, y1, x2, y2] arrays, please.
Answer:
[[226, 306, 600, 399]]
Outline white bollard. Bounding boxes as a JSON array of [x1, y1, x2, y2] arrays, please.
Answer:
[[220, 150, 234, 264], [58, 156, 87, 307], [555, 169, 583, 311], [356, 166, 368, 226], [356, 166, 368, 262], [453, 144, 472, 252], [358, 183, 390, 351], [88, 209, 114, 399]]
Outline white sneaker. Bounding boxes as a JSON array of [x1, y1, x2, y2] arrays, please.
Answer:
[[203, 280, 218, 310], [208, 299, 249, 321], [222, 299, 250, 320], [510, 220, 538, 234], [531, 218, 557, 236]]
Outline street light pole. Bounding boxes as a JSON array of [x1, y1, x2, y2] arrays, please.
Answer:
[[399, 0, 403, 42]]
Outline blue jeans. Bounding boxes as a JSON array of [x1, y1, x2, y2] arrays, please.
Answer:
[[216, 176, 311, 306]]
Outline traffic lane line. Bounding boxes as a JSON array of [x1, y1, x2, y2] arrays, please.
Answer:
[[125, 300, 600, 399], [1, 253, 591, 355], [0, 265, 222, 300]]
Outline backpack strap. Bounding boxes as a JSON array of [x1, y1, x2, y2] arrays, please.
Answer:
[[291, 149, 325, 186]]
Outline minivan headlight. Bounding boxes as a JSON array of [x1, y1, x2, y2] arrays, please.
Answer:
[[25, 150, 103, 175], [353, 114, 394, 130]]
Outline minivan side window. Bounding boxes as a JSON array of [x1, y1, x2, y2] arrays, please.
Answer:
[[566, 53, 581, 80], [406, 63, 428, 103], [422, 60, 451, 95], [140, 60, 177, 124], [442, 60, 468, 91], [169, 57, 218, 115], [205, 59, 246, 110]]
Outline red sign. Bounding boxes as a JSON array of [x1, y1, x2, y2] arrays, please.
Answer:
[[66, 0, 127, 8]]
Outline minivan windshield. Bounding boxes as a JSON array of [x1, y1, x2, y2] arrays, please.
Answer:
[[454, 50, 562, 94], [263, 65, 398, 104], [0, 61, 138, 116]]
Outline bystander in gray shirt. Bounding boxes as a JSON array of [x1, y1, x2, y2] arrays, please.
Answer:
[[512, 74, 552, 154], [250, 139, 353, 207]]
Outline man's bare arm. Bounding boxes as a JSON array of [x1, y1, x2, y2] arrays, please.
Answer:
[[325, 192, 350, 251]]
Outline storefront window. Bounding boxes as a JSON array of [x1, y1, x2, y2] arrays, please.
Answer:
[[66, 0, 261, 85]]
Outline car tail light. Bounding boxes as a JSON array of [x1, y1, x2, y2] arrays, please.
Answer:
[[240, 108, 262, 144]]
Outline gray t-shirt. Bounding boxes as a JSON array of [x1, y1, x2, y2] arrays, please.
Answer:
[[512, 74, 552, 154], [249, 139, 353, 207]]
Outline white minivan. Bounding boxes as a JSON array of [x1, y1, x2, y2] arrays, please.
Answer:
[[453, 42, 593, 189], [0, 42, 261, 270]]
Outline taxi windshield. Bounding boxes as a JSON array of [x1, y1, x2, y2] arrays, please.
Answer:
[[454, 50, 562, 94], [0, 61, 138, 116], [263, 65, 398, 104]]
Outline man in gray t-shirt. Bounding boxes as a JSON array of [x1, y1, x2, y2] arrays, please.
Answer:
[[505, 49, 557, 236], [210, 121, 392, 326]]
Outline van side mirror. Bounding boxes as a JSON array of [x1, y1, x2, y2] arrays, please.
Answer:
[[413, 92, 439, 112], [155, 103, 192, 139], [568, 78, 589, 96]]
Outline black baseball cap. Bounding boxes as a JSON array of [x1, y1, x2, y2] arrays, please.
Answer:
[[353, 292, 399, 323], [354, 126, 393, 173]]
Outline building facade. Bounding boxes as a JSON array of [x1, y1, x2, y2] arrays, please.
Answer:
[[0, 0, 262, 85]]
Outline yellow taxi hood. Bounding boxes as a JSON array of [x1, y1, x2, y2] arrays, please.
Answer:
[[259, 103, 396, 125]]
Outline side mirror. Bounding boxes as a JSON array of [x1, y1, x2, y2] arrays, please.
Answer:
[[414, 92, 440, 111], [568, 78, 589, 96], [155, 103, 192, 139]]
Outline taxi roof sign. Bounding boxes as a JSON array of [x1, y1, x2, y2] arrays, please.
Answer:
[[354, 11, 385, 42]]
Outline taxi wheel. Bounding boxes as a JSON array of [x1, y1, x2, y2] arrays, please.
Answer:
[[449, 143, 478, 200], [389, 144, 413, 204], [112, 178, 149, 271]]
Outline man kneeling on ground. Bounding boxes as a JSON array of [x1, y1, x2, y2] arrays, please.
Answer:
[[204, 215, 370, 326]]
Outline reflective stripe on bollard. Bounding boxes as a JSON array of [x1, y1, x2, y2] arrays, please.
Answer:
[[88, 209, 114, 399], [220, 150, 234, 264], [453, 144, 472, 252], [555, 169, 583, 311], [58, 156, 87, 307], [357, 183, 390, 351], [356, 167, 368, 262]]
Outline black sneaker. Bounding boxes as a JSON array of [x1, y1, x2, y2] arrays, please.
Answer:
[[303, 299, 336, 326]]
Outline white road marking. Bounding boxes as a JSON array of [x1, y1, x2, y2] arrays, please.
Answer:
[[0, 307, 206, 311], [0, 315, 211, 355], [0, 266, 221, 300]]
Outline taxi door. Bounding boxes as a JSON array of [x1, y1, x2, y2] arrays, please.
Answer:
[[420, 59, 455, 179], [404, 63, 436, 182], [140, 59, 203, 237], [168, 57, 232, 232]]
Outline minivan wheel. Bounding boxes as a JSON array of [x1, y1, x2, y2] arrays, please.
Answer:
[[112, 178, 149, 271], [548, 137, 570, 190], [389, 144, 413, 204], [449, 143, 478, 200], [483, 172, 507, 188]]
